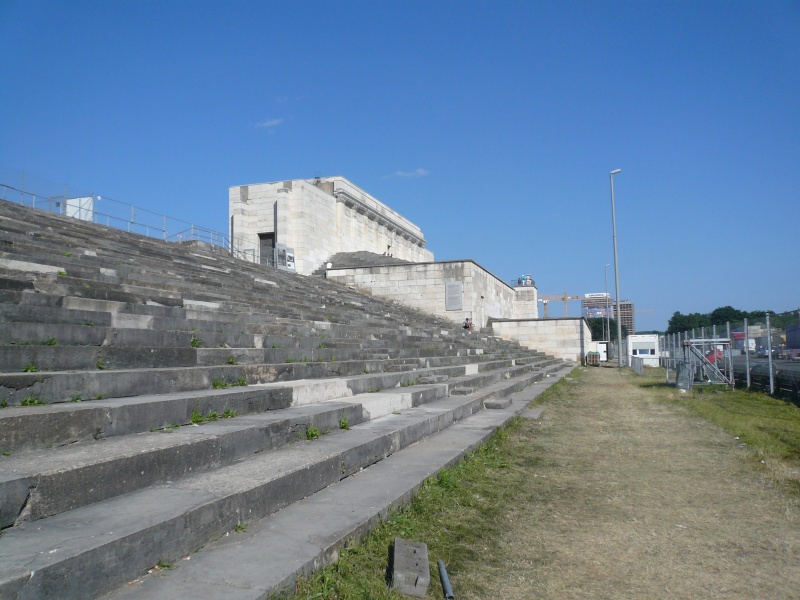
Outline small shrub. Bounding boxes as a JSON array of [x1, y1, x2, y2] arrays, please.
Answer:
[[339, 417, 350, 430], [70, 395, 82, 403], [212, 379, 229, 389], [368, 387, 381, 393], [207, 410, 219, 421], [233, 378, 248, 387], [96, 357, 110, 370], [190, 336, 202, 349], [95, 393, 108, 400], [330, 355, 336, 362], [22, 363, 38, 373], [57, 270, 67, 276], [221, 409, 238, 419], [0, 399, 9, 408], [235, 522, 247, 533], [63, 252, 72, 257], [227, 356, 238, 365], [42, 338, 57, 346], [306, 425, 322, 440], [301, 357, 310, 363], [191, 410, 206, 425], [285, 357, 296, 363], [21, 396, 46, 406]]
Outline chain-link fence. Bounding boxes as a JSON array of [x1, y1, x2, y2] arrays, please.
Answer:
[[0, 169, 259, 263], [660, 309, 800, 400]]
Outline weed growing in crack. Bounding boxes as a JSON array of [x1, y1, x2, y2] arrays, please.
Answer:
[[21, 396, 46, 406]]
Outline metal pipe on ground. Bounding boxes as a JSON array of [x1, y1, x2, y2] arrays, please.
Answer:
[[438, 560, 455, 600]]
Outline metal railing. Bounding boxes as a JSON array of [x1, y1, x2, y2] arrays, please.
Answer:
[[0, 179, 259, 264]]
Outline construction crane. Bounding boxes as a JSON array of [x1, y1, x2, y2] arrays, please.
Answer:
[[538, 291, 581, 318]]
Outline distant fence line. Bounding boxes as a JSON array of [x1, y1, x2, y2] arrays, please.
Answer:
[[0, 172, 260, 264], [658, 310, 800, 401]]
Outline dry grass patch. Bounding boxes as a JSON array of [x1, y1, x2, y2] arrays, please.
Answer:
[[290, 367, 800, 599], [462, 367, 800, 599]]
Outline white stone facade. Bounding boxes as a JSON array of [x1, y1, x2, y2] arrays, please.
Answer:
[[325, 260, 538, 329], [229, 176, 433, 275], [490, 318, 590, 363]]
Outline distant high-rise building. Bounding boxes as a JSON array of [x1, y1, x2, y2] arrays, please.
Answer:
[[582, 293, 635, 335]]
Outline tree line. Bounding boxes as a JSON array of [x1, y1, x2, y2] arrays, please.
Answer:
[[666, 306, 798, 334]]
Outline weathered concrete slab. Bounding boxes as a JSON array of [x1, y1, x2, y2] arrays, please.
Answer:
[[100, 372, 571, 600], [392, 538, 430, 597], [484, 397, 512, 409]]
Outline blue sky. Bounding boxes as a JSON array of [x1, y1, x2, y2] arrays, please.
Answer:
[[2, 1, 798, 331]]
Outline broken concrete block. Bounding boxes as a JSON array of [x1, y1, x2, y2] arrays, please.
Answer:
[[391, 537, 430, 597]]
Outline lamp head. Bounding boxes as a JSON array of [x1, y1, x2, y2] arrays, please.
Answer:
[[610, 169, 621, 175]]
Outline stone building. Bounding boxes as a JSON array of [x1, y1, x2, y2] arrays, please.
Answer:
[[228, 175, 593, 362], [229, 176, 433, 275]]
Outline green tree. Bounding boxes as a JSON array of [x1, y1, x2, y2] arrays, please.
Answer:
[[587, 317, 628, 341]]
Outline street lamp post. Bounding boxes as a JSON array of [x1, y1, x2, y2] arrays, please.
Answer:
[[609, 169, 623, 367], [604, 263, 611, 344]]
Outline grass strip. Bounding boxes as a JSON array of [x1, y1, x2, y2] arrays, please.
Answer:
[[634, 367, 800, 462], [289, 379, 572, 600]]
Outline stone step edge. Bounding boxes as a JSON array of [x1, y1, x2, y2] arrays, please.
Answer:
[[0, 369, 544, 600], [0, 357, 551, 455], [1, 383, 449, 529], [0, 352, 548, 406], [100, 363, 575, 600]]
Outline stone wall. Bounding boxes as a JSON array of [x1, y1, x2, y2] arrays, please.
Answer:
[[325, 260, 537, 329], [489, 317, 590, 362], [229, 177, 433, 274]]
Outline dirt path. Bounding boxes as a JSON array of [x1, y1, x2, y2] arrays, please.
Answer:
[[457, 367, 800, 599]]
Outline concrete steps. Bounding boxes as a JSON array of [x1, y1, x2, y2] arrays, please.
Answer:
[[100, 370, 570, 600], [0, 365, 561, 600], [0, 199, 571, 599]]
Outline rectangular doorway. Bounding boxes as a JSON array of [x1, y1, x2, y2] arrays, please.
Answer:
[[259, 233, 275, 266]]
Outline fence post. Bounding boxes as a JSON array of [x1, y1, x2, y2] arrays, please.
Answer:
[[744, 317, 751, 390], [726, 322, 733, 386], [766, 313, 774, 395]]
